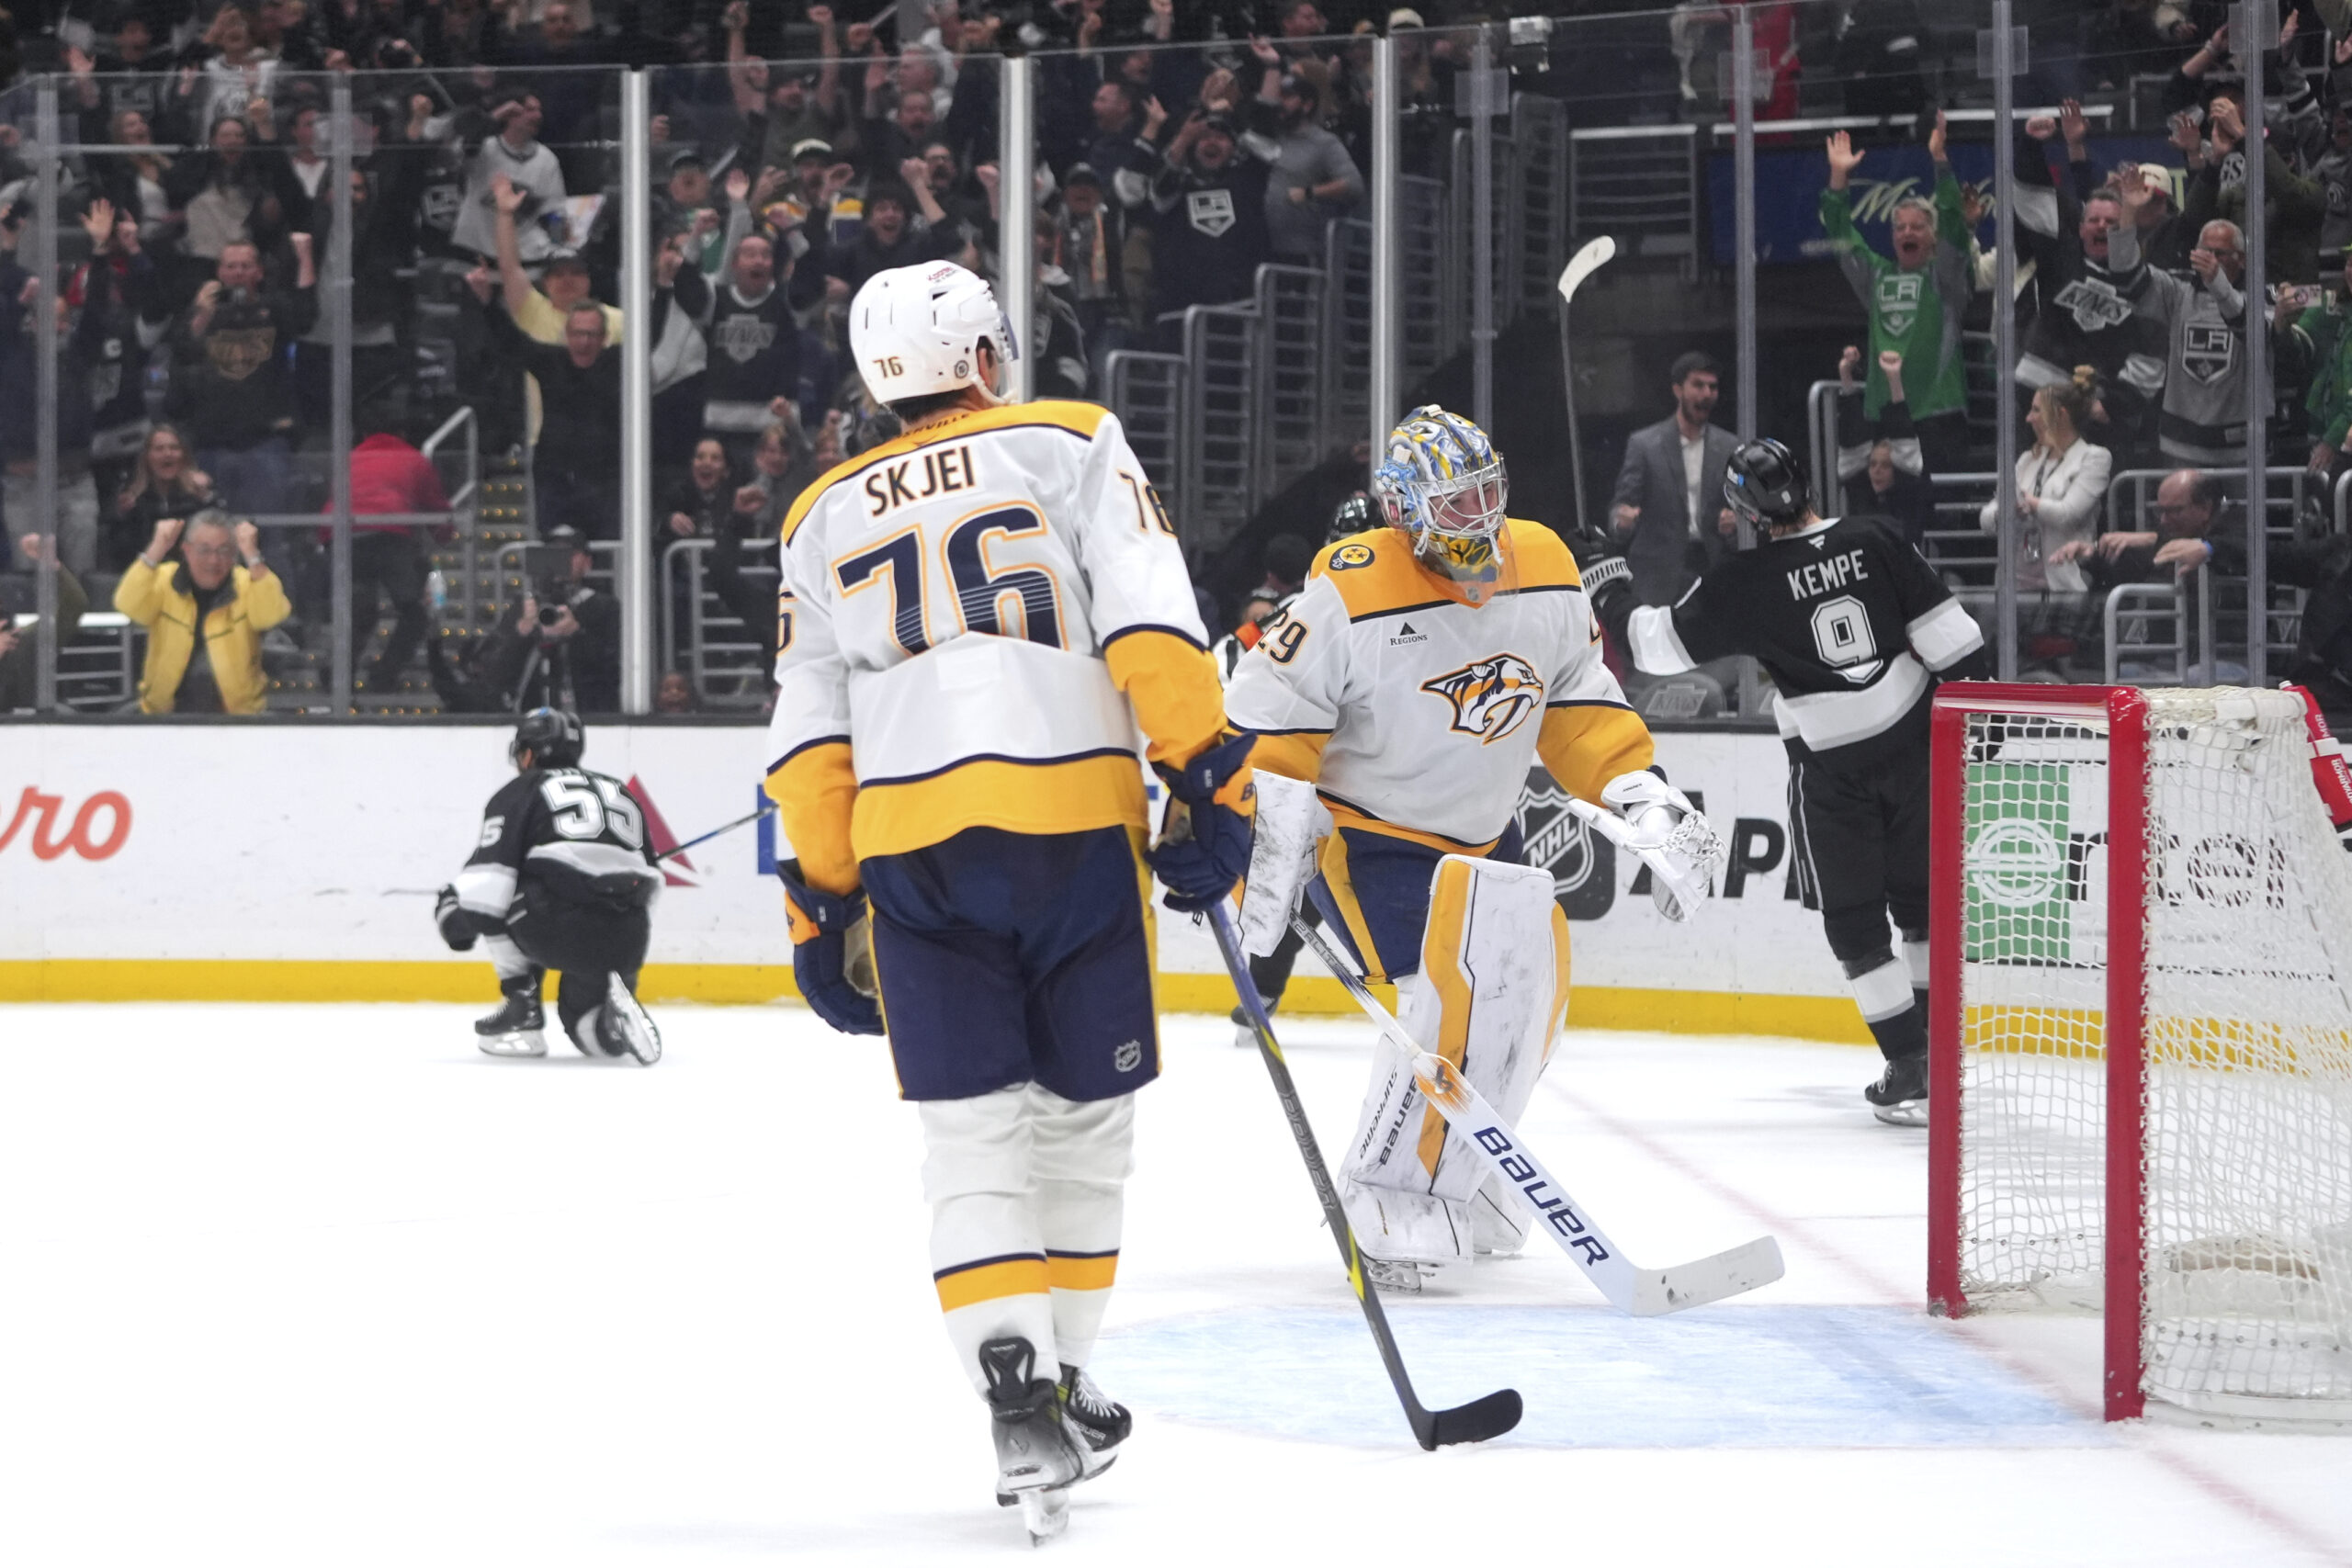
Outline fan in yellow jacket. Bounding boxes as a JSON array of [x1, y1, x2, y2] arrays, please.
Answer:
[[114, 511, 292, 715]]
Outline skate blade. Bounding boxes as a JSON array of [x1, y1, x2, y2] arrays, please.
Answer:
[[605, 977, 662, 1066], [477, 1030, 547, 1058], [1020, 1487, 1069, 1545], [1871, 1100, 1929, 1129]]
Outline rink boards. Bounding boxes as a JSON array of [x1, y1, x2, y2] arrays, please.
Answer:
[[0, 721, 1864, 1040]]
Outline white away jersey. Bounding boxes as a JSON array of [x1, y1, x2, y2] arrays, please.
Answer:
[[1227, 521, 1643, 848]]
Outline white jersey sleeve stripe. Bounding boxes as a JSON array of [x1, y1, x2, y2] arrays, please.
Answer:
[[1906, 597, 1984, 671], [1628, 604, 1700, 675]]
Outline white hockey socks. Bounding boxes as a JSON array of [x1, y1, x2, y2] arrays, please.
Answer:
[[920, 1085, 1134, 1395]]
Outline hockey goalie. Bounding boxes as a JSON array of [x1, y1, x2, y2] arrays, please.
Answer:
[[1226, 404, 1723, 1289]]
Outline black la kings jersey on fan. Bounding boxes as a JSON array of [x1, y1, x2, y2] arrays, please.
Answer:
[[1625, 515, 1987, 772], [452, 768, 662, 925]]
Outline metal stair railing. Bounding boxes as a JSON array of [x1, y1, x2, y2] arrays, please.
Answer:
[[1566, 123, 1698, 274], [1510, 94, 1569, 311], [1183, 301, 1261, 556], [1103, 348, 1190, 535], [1252, 265, 1328, 502]]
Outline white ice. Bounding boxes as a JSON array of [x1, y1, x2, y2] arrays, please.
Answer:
[[3, 1001, 2347, 1567]]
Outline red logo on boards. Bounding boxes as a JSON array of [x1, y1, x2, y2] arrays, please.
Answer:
[[0, 786, 132, 861], [626, 774, 696, 888]]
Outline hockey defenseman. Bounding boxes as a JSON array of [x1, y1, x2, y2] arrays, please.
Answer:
[[1226, 405, 1713, 1289], [762, 262, 1250, 1540], [1584, 439, 1990, 1123], [433, 708, 663, 1065]]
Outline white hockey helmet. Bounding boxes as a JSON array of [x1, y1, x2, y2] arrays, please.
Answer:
[[848, 261, 1016, 406]]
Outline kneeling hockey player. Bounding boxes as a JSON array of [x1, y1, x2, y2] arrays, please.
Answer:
[[434, 707, 663, 1065], [762, 262, 1250, 1540], [1583, 437, 1989, 1123], [1226, 404, 1717, 1289]]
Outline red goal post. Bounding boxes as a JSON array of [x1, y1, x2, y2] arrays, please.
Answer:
[[1928, 682, 2352, 1425]]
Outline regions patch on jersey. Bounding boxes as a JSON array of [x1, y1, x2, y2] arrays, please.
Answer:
[[1420, 653, 1544, 743], [1329, 542, 1376, 570]]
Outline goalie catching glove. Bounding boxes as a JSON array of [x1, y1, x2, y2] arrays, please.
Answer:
[[1601, 770, 1724, 921], [1148, 729, 1257, 913], [777, 861, 883, 1035]]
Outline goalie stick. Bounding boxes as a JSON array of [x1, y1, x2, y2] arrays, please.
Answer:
[[1291, 919, 1785, 1316], [1556, 235, 1615, 539], [1207, 902, 1523, 1450]]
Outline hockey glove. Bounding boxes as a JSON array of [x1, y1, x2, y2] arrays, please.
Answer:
[[1601, 769, 1726, 922], [1149, 729, 1258, 914], [1569, 531, 1634, 646], [434, 885, 477, 953], [777, 861, 884, 1036]]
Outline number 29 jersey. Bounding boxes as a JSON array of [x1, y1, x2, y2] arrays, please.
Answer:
[[763, 400, 1224, 893]]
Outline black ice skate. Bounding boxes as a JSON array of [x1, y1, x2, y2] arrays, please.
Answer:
[[1229, 998, 1276, 1049], [1866, 1050, 1929, 1128], [475, 974, 546, 1057], [979, 1337, 1081, 1543], [1057, 1363, 1131, 1482], [598, 974, 662, 1066]]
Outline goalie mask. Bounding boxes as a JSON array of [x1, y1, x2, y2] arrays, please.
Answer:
[[1373, 404, 1514, 604]]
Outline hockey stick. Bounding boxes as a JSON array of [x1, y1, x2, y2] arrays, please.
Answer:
[[655, 801, 777, 863], [1292, 919, 1784, 1317], [1556, 235, 1616, 540], [1559, 794, 1721, 921], [1207, 902, 1523, 1450]]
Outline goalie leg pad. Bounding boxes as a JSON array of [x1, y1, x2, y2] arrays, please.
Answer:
[[1340, 855, 1569, 1266]]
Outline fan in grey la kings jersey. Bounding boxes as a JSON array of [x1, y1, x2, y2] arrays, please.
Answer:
[[1623, 514, 1986, 770]]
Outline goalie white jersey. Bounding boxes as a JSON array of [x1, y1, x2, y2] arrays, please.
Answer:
[[1226, 519, 1654, 848], [762, 400, 1224, 893]]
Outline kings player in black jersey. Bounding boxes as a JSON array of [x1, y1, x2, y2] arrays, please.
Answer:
[[1586, 438, 1989, 1123], [434, 708, 664, 1065]]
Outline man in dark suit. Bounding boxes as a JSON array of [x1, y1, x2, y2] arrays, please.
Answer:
[[1610, 352, 1742, 605]]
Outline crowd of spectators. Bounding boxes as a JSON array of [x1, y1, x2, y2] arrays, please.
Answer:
[[0, 0, 1427, 711]]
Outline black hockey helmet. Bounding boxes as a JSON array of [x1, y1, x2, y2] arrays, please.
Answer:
[[512, 706, 583, 770], [1723, 437, 1811, 530], [1328, 492, 1375, 544]]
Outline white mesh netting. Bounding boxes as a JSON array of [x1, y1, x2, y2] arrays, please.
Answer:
[[1957, 688, 2352, 1419]]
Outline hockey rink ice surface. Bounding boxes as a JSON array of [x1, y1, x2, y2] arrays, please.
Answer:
[[5, 1003, 2349, 1567]]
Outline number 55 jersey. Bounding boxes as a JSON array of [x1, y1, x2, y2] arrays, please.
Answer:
[[763, 400, 1224, 895]]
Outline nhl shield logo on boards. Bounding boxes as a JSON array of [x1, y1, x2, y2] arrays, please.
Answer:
[[1421, 653, 1544, 743], [1515, 770, 1615, 919]]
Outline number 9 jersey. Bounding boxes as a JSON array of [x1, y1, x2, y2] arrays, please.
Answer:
[[763, 400, 1224, 895]]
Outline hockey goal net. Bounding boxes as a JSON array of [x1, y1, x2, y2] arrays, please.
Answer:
[[1928, 683, 2352, 1422]]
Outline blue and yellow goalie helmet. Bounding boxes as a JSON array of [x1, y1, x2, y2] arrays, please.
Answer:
[[1372, 404, 1510, 602]]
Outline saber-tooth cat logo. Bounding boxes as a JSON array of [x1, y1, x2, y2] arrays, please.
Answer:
[[1421, 653, 1544, 743]]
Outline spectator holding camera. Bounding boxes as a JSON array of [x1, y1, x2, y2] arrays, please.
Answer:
[[115, 510, 292, 716], [167, 235, 317, 521], [503, 526, 621, 716]]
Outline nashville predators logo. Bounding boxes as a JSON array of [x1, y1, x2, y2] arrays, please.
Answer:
[[1421, 653, 1544, 744]]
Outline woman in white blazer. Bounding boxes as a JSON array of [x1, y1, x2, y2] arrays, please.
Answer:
[[1980, 372, 2113, 598]]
